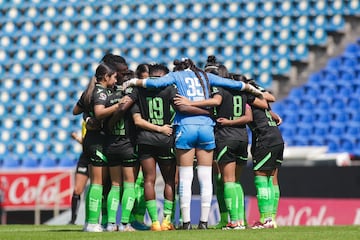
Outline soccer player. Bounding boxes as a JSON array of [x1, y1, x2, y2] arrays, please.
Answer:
[[128, 63, 177, 231], [245, 81, 284, 229], [100, 55, 140, 232], [122, 58, 263, 230], [80, 62, 122, 232]]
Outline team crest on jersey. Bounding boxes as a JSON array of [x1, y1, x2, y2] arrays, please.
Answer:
[[99, 92, 107, 101], [125, 87, 134, 94]]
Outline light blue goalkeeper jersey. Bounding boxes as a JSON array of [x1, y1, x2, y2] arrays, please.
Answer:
[[143, 69, 245, 126]]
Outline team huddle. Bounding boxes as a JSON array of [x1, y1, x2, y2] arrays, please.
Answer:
[[70, 53, 284, 232]]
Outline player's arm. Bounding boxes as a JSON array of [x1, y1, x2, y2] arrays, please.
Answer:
[[270, 110, 282, 125], [217, 104, 253, 126], [173, 94, 222, 107], [132, 113, 173, 136]]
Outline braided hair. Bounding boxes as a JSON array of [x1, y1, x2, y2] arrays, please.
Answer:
[[173, 58, 211, 99]]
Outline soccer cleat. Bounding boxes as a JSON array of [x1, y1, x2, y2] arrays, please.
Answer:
[[119, 223, 136, 232], [151, 221, 162, 231], [182, 222, 192, 230], [251, 221, 265, 229], [131, 220, 150, 231], [211, 221, 227, 229], [197, 221, 208, 230], [161, 219, 176, 231], [106, 223, 118, 232], [84, 223, 103, 232], [263, 219, 275, 229], [223, 222, 246, 230]]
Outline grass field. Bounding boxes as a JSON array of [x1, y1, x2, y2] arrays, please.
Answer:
[[0, 225, 359, 240]]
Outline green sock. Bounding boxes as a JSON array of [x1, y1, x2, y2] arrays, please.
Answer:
[[121, 182, 136, 224], [134, 172, 146, 222], [254, 176, 271, 223], [107, 185, 121, 223], [146, 199, 158, 222], [235, 182, 245, 224], [273, 185, 280, 219], [86, 184, 103, 224], [272, 182, 280, 220], [101, 193, 108, 225], [85, 187, 90, 223], [163, 199, 173, 221], [216, 174, 228, 223], [224, 182, 239, 222], [171, 193, 179, 224]]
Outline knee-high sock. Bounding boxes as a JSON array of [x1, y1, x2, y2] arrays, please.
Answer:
[[107, 185, 121, 224], [121, 182, 136, 224], [163, 199, 174, 221], [70, 194, 81, 223], [216, 174, 228, 224], [235, 182, 245, 223], [224, 182, 239, 222], [133, 171, 146, 222], [254, 176, 272, 222], [146, 199, 158, 222], [179, 166, 193, 223], [197, 165, 213, 222], [86, 184, 103, 224], [270, 177, 280, 220]]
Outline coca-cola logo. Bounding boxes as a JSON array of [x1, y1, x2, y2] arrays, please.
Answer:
[[1, 170, 72, 208], [8, 176, 59, 205], [277, 206, 335, 226]]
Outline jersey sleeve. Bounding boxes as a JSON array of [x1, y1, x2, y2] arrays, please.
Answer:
[[125, 86, 139, 102], [130, 103, 140, 116], [144, 72, 176, 88], [93, 87, 108, 106], [208, 73, 245, 90]]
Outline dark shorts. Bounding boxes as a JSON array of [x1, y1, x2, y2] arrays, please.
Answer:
[[75, 152, 89, 176], [215, 139, 248, 166], [137, 144, 176, 164], [252, 143, 284, 171], [82, 131, 107, 167], [106, 136, 138, 167]]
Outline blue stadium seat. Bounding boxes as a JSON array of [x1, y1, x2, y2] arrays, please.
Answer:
[[244, 2, 258, 17], [39, 155, 58, 168], [277, 29, 291, 44], [308, 72, 322, 84], [258, 59, 272, 73], [327, 15, 345, 31], [295, 0, 310, 15], [292, 44, 309, 61], [260, 1, 275, 16], [22, 155, 39, 168], [295, 16, 310, 30], [58, 154, 76, 167], [339, 138, 355, 153], [313, 0, 328, 15], [278, 16, 292, 31], [2, 155, 21, 168], [311, 29, 327, 45], [330, 0, 345, 14], [275, 45, 290, 60]]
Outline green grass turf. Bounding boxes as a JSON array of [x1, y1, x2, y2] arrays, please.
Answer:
[[0, 225, 359, 240]]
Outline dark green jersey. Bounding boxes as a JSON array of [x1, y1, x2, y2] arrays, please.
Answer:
[[105, 86, 135, 140], [248, 105, 284, 148], [213, 86, 249, 141], [129, 86, 176, 147]]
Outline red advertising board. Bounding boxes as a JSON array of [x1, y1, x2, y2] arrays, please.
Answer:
[[0, 170, 73, 210], [246, 196, 360, 226]]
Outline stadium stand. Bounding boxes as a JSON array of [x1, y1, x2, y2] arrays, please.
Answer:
[[0, 0, 359, 168]]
